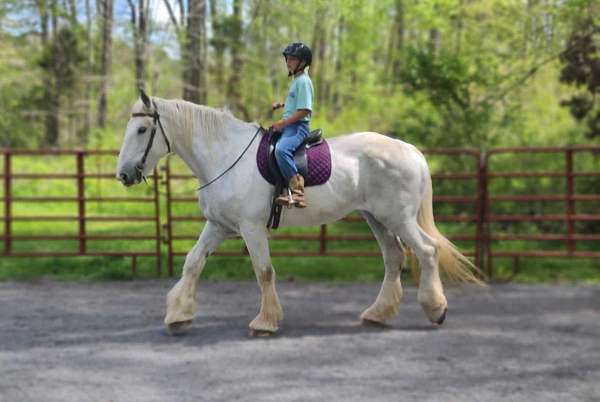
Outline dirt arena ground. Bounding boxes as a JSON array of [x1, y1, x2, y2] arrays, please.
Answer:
[[0, 279, 598, 402]]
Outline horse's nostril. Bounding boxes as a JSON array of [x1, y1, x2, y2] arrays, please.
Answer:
[[119, 173, 128, 182]]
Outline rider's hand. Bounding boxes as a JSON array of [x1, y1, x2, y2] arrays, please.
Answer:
[[272, 102, 284, 111], [272, 119, 286, 133]]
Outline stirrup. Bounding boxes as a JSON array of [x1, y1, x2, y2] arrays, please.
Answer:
[[286, 187, 295, 209]]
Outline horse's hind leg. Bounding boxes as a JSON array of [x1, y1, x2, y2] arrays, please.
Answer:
[[240, 223, 284, 335], [360, 211, 405, 325], [392, 219, 448, 324], [165, 221, 232, 334]]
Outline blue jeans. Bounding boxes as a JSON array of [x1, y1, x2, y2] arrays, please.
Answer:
[[274, 121, 310, 181]]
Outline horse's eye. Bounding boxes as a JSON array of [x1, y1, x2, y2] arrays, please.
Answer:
[[137, 126, 147, 134]]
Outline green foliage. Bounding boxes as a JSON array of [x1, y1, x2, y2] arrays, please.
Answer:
[[39, 27, 84, 91], [0, 1, 599, 283], [1, 0, 597, 149]]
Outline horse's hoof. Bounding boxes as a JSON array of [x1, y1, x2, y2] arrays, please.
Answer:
[[436, 308, 448, 325], [249, 329, 275, 337], [361, 318, 388, 328], [167, 320, 192, 335]]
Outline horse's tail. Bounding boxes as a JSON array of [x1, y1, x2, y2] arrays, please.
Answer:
[[416, 176, 486, 286]]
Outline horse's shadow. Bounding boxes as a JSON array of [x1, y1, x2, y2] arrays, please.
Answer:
[[164, 311, 441, 347]]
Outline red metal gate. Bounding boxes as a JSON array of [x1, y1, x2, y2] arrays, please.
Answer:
[[1, 146, 598, 279], [162, 149, 487, 276], [1, 149, 162, 275], [484, 146, 600, 279]]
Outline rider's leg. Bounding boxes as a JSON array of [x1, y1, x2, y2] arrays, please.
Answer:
[[275, 122, 309, 206], [274, 122, 309, 180]]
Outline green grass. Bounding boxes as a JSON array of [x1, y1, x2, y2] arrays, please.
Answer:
[[0, 153, 598, 283], [490, 257, 600, 284], [1, 252, 598, 284]]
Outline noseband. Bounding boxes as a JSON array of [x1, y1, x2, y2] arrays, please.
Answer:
[[131, 100, 171, 176]]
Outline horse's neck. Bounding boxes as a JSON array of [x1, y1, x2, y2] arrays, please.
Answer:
[[158, 99, 257, 183]]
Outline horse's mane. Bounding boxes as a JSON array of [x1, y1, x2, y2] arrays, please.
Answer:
[[152, 98, 257, 149]]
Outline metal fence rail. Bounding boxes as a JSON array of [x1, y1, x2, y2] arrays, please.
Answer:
[[162, 149, 485, 276], [1, 146, 598, 279], [484, 146, 600, 279], [0, 149, 162, 275]]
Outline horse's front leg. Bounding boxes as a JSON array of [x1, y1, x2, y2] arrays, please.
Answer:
[[240, 223, 283, 335], [164, 221, 232, 334]]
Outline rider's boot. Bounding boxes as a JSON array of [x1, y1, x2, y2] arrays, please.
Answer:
[[289, 174, 307, 208], [275, 174, 307, 208]]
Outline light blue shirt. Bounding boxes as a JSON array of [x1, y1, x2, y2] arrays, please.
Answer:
[[283, 73, 314, 122]]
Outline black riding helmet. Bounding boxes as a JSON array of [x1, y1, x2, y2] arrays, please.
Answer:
[[282, 42, 312, 76]]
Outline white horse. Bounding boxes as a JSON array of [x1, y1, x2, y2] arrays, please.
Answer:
[[117, 91, 483, 335]]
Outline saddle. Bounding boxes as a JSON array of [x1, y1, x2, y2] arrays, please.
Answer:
[[267, 128, 323, 184], [256, 127, 332, 229]]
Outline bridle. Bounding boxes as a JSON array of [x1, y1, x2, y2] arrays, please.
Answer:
[[131, 100, 172, 179], [129, 98, 264, 191]]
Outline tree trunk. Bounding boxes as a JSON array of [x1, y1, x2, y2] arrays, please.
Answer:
[[43, 0, 60, 145], [226, 0, 248, 119], [128, 0, 150, 91], [209, 0, 226, 97], [387, 0, 404, 84], [331, 14, 345, 116], [453, 0, 464, 56], [184, 0, 207, 104], [311, 4, 327, 106], [67, 0, 77, 26], [97, 0, 113, 128], [81, 0, 93, 144], [428, 28, 440, 57], [36, 0, 53, 144]]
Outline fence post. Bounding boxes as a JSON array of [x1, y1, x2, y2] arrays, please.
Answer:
[[76, 152, 86, 254], [3, 152, 11, 255], [153, 167, 162, 276], [482, 152, 493, 279], [475, 151, 487, 272], [163, 157, 174, 276], [565, 148, 575, 255], [319, 224, 327, 255]]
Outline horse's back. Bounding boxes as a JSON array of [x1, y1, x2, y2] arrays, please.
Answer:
[[279, 132, 428, 227], [328, 131, 427, 172]]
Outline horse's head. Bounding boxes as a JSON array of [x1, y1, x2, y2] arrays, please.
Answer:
[[117, 89, 171, 186]]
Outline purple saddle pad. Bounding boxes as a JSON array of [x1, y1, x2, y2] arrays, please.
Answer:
[[256, 130, 332, 186]]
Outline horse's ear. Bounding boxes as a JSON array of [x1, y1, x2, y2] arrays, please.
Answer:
[[139, 88, 151, 109]]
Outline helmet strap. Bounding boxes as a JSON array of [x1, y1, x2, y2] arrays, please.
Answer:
[[292, 61, 306, 77]]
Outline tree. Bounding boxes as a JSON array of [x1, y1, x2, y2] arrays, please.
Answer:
[[97, 0, 114, 128], [310, 2, 327, 106], [163, 0, 208, 104], [386, 0, 405, 85], [81, 0, 93, 144], [127, 0, 151, 91], [36, 0, 83, 145], [209, 0, 227, 98], [185, 0, 207, 104], [559, 18, 599, 139], [225, 0, 248, 119]]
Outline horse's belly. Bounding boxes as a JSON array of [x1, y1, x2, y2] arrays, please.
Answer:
[[281, 173, 364, 226], [278, 199, 356, 227]]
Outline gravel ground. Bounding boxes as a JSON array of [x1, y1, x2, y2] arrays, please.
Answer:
[[0, 279, 598, 402]]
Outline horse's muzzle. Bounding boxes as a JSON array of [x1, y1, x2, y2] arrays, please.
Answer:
[[117, 163, 142, 186]]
